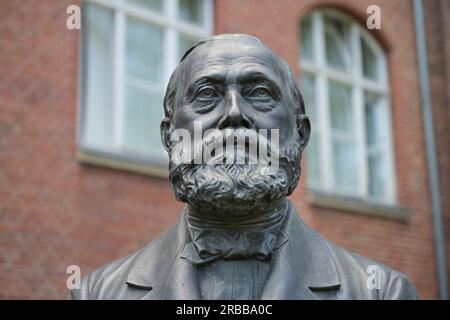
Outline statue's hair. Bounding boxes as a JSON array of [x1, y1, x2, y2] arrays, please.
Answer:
[[162, 34, 305, 122]]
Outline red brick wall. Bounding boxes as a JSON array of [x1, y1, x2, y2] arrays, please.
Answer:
[[423, 0, 450, 294], [0, 0, 442, 299]]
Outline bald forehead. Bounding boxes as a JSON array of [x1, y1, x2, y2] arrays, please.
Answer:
[[180, 37, 286, 79]]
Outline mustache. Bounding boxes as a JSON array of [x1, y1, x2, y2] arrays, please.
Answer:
[[169, 128, 281, 167]]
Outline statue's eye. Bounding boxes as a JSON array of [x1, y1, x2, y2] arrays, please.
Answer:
[[249, 87, 271, 98], [196, 88, 218, 100]]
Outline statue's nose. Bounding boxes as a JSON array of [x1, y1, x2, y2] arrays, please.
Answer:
[[218, 90, 253, 129]]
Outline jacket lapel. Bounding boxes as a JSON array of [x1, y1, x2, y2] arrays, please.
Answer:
[[260, 202, 341, 299], [125, 208, 201, 300], [145, 254, 201, 300]]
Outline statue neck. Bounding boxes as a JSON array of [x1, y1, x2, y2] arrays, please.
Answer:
[[186, 199, 288, 232]]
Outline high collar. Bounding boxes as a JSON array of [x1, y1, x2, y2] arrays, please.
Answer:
[[125, 200, 341, 299], [185, 199, 288, 231]]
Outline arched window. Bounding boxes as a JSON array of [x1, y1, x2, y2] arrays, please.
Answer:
[[299, 9, 396, 204]]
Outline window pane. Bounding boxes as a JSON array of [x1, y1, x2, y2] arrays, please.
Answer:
[[123, 85, 164, 153], [365, 93, 386, 146], [178, 33, 199, 62], [126, 0, 163, 12], [301, 73, 317, 124], [329, 81, 353, 133], [332, 139, 358, 192], [179, 0, 203, 25], [366, 93, 388, 201], [307, 132, 322, 183], [324, 15, 351, 71], [126, 18, 164, 84], [361, 36, 379, 80], [300, 15, 313, 61], [368, 152, 386, 199], [325, 31, 345, 69], [83, 3, 114, 148]]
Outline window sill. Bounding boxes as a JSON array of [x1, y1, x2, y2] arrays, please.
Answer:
[[76, 147, 169, 178], [307, 189, 410, 222]]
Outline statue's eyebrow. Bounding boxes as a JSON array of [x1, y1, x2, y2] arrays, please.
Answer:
[[189, 73, 226, 90], [237, 70, 282, 97], [237, 70, 279, 86]]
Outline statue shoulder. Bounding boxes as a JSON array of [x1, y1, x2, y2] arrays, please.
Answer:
[[68, 219, 183, 300], [68, 249, 142, 300], [324, 240, 420, 300]]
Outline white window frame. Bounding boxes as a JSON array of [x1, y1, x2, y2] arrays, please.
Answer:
[[77, 0, 213, 168], [300, 9, 397, 204]]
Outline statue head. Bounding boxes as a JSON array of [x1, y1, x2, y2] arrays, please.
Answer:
[[161, 34, 310, 218]]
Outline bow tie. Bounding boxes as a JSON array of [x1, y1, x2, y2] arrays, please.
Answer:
[[181, 228, 288, 265]]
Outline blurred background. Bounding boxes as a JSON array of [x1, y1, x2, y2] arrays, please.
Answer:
[[0, 0, 449, 299]]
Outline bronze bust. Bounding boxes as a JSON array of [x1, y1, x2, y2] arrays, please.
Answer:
[[70, 34, 419, 300]]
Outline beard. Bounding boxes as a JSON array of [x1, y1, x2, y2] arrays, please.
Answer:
[[168, 128, 302, 218]]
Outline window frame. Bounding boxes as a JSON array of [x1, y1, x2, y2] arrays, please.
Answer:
[[300, 9, 397, 205], [77, 0, 213, 170]]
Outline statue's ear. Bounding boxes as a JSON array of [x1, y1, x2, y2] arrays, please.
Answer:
[[160, 117, 172, 153], [296, 114, 311, 151]]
